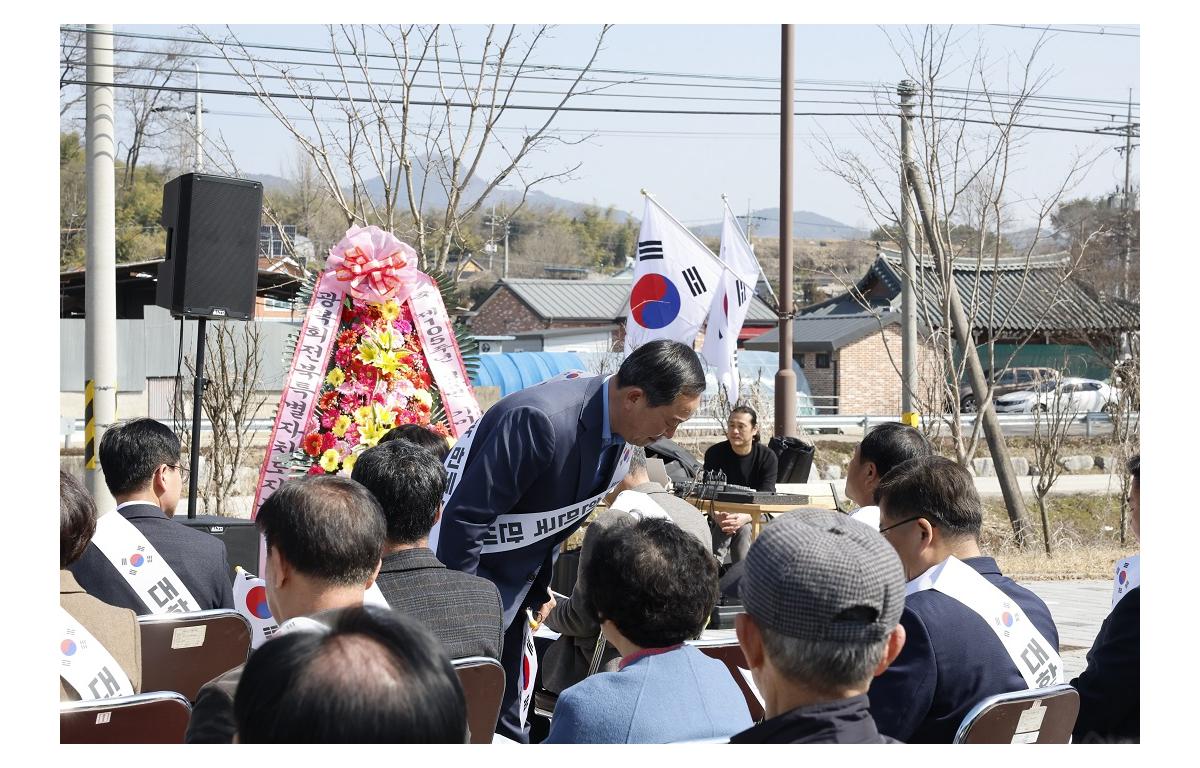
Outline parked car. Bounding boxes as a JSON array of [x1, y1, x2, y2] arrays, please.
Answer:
[[994, 377, 1120, 414], [957, 367, 1058, 412]]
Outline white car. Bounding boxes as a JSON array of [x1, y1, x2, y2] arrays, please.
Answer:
[[994, 377, 1120, 414]]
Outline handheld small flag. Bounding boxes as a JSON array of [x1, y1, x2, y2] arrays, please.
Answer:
[[233, 566, 280, 649]]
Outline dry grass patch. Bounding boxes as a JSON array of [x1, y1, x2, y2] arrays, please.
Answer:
[[980, 494, 1134, 580]]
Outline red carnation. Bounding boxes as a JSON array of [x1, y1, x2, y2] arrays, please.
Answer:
[[307, 464, 325, 475], [321, 431, 337, 452]]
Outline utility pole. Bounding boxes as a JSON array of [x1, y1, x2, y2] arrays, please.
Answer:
[[774, 24, 797, 439], [1120, 89, 1135, 301], [85, 24, 118, 515], [488, 203, 496, 271], [905, 160, 1031, 547], [503, 217, 510, 279], [194, 62, 203, 172], [898, 80, 919, 427]]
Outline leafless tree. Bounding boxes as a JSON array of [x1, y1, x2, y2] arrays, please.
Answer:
[[175, 321, 269, 516], [1029, 372, 1081, 555], [814, 25, 1102, 467], [191, 24, 616, 277], [116, 42, 199, 187]]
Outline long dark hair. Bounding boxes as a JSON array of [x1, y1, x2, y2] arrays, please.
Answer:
[[730, 404, 760, 442]]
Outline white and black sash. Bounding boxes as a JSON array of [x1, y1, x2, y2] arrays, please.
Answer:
[[90, 507, 199, 614], [60, 607, 135, 700], [907, 556, 1063, 689]]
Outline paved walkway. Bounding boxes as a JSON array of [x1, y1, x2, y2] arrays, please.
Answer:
[[1023, 579, 1110, 679], [780, 473, 1122, 501]]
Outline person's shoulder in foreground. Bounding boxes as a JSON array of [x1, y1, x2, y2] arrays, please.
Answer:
[[730, 510, 907, 744], [547, 644, 750, 744], [1070, 453, 1140, 744]]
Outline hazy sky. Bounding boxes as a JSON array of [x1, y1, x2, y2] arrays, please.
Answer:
[[64, 22, 1140, 231]]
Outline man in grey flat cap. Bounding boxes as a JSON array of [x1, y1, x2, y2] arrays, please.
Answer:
[[730, 511, 908, 744]]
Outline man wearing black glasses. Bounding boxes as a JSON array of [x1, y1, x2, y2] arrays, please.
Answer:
[[866, 455, 1060, 743], [69, 418, 234, 614]]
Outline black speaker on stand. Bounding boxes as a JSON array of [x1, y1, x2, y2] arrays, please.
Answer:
[[156, 173, 264, 519]]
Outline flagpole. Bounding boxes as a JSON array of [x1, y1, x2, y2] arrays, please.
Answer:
[[721, 195, 780, 307], [641, 189, 733, 277]]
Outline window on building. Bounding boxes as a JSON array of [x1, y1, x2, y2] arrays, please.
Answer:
[[816, 353, 831, 369], [264, 297, 293, 310], [797, 354, 805, 368]]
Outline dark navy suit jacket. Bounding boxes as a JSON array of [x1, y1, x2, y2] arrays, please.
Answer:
[[68, 503, 234, 614], [867, 556, 1060, 743], [437, 374, 617, 627], [1070, 586, 1139, 743]]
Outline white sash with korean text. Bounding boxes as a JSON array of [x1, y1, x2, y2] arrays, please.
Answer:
[[429, 373, 633, 555], [60, 607, 135, 700], [609, 490, 672, 522], [906, 556, 1063, 689], [1111, 554, 1140, 608], [90, 510, 199, 614]]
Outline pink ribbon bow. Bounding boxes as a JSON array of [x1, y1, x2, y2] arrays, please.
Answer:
[[326, 225, 423, 304]]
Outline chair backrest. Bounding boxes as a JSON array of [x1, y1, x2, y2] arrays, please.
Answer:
[[61, 691, 191, 744], [137, 609, 251, 702], [689, 639, 766, 722], [953, 684, 1080, 744], [453, 656, 505, 745]]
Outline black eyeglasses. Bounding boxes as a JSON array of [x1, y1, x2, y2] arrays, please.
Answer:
[[167, 464, 191, 483], [879, 515, 932, 534]]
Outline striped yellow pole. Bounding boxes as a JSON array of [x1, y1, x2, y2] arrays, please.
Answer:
[[84, 380, 97, 470], [901, 411, 921, 429]]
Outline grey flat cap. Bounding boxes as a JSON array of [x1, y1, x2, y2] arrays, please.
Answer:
[[740, 510, 905, 644]]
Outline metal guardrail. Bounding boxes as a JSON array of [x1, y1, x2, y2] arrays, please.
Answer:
[[679, 411, 1140, 437]]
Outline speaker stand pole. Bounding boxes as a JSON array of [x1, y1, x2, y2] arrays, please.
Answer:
[[187, 317, 207, 519]]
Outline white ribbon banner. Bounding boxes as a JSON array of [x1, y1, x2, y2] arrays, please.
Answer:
[[60, 607, 135, 700], [90, 511, 199, 614], [408, 280, 483, 437], [907, 556, 1063, 690]]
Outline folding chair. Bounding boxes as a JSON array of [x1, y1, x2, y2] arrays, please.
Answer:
[[953, 684, 1080, 744], [60, 691, 191, 744], [453, 656, 505, 744], [137, 609, 251, 702], [688, 635, 766, 722]]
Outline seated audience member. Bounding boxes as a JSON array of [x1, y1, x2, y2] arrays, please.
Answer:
[[844, 422, 933, 530], [186, 475, 388, 744], [378, 423, 450, 461], [542, 446, 711, 694], [704, 405, 778, 565], [731, 511, 907, 743], [1070, 454, 1140, 743], [68, 419, 233, 613], [351, 440, 503, 660], [868, 456, 1061, 743], [60, 470, 142, 701], [544, 517, 751, 743], [233, 604, 468, 743]]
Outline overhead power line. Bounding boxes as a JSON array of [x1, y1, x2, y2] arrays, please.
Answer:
[[988, 24, 1140, 39]]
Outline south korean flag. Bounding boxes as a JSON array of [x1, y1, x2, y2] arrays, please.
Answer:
[[624, 194, 727, 353], [702, 205, 762, 400]]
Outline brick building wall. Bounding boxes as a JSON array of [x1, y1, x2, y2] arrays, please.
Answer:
[[797, 353, 837, 413], [838, 326, 904, 414], [469, 285, 623, 340]]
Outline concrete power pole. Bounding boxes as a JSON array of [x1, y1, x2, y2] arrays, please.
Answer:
[[85, 24, 118, 515], [905, 161, 1031, 547], [774, 24, 797, 439], [1121, 89, 1134, 301], [898, 80, 919, 426]]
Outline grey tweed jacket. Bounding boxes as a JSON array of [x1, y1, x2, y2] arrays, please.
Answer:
[[376, 547, 504, 661]]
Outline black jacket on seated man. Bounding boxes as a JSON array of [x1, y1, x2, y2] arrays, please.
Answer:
[[69, 503, 234, 613], [867, 556, 1060, 743], [376, 547, 503, 660], [731, 694, 898, 744], [1070, 586, 1139, 743]]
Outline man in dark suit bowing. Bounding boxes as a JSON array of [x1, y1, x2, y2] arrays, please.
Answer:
[[434, 339, 707, 742], [69, 418, 233, 614], [352, 439, 504, 661]]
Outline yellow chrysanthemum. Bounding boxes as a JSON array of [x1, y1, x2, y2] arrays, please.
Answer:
[[354, 406, 374, 426], [341, 451, 358, 473], [332, 414, 351, 437], [319, 449, 341, 473], [380, 300, 401, 324], [412, 389, 433, 409], [325, 367, 345, 388]]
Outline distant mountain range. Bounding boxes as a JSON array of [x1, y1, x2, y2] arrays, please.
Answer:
[[245, 172, 872, 238]]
